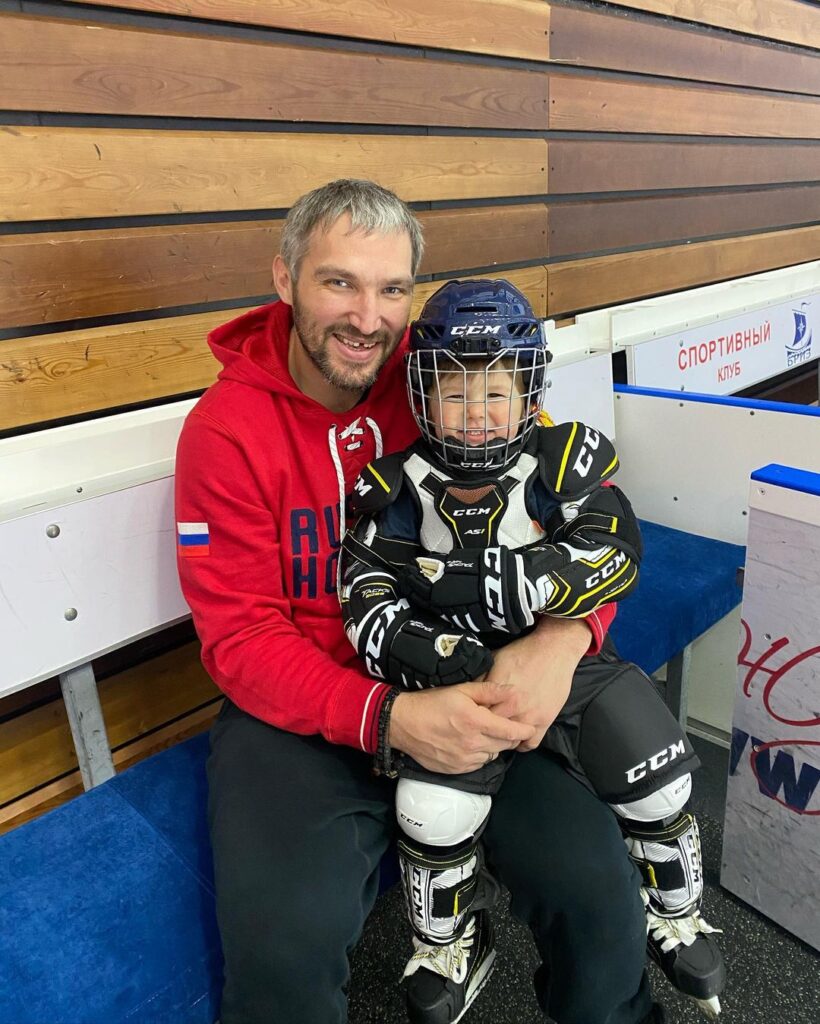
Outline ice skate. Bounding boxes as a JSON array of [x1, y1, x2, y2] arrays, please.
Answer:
[[402, 910, 496, 1024], [643, 888, 725, 1019]]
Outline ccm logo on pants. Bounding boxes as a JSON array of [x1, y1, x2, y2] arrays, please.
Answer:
[[626, 741, 686, 783]]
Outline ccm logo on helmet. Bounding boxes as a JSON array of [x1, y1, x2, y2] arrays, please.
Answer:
[[626, 740, 686, 783], [450, 325, 502, 336]]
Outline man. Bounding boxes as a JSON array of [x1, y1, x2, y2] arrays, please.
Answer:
[[175, 179, 661, 1024]]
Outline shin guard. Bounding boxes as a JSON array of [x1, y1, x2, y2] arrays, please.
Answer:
[[398, 836, 482, 945], [623, 811, 703, 917]]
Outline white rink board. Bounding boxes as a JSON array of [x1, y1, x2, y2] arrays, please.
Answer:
[[0, 399, 195, 524], [627, 292, 818, 394], [612, 389, 820, 544], [543, 350, 615, 439], [721, 475, 820, 950], [0, 477, 190, 699]]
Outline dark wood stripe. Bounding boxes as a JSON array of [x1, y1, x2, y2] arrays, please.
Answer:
[[0, 14, 547, 130], [549, 5, 820, 97], [549, 139, 820, 193], [548, 72, 820, 138], [600, 0, 820, 51], [549, 185, 820, 258]]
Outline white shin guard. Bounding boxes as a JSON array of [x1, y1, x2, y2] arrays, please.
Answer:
[[396, 779, 491, 944], [611, 774, 703, 917]]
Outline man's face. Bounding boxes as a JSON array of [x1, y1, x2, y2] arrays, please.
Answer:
[[274, 214, 414, 398]]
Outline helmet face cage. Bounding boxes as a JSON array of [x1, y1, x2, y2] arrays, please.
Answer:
[[406, 280, 549, 474], [407, 348, 548, 473]]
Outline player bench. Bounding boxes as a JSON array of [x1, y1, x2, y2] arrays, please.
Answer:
[[0, 518, 744, 1024]]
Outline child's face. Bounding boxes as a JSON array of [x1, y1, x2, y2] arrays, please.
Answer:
[[428, 367, 525, 446]]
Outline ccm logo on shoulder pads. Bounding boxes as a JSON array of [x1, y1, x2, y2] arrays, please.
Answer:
[[535, 421, 619, 501], [349, 452, 406, 515]]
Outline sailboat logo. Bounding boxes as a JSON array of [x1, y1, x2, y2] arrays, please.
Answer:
[[785, 302, 812, 366]]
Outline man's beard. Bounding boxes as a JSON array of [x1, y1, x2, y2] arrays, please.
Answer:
[[292, 292, 402, 393]]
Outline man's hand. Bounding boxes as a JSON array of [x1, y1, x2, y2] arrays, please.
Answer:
[[486, 617, 591, 751], [388, 681, 536, 775]]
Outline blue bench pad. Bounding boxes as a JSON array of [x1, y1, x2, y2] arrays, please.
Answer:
[[610, 520, 744, 676]]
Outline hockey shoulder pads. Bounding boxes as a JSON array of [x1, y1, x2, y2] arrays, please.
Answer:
[[534, 421, 619, 501], [553, 484, 644, 565], [349, 452, 407, 517], [340, 520, 492, 688]]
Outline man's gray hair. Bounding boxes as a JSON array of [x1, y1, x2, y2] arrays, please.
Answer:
[[281, 179, 424, 280]]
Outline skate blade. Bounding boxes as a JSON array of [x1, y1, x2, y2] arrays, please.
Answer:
[[451, 949, 497, 1024], [689, 993, 721, 1019]]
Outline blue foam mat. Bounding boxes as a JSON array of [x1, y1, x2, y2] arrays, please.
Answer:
[[0, 781, 221, 1024]]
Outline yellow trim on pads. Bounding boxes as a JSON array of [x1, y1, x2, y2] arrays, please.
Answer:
[[555, 421, 578, 493], [367, 463, 391, 493]]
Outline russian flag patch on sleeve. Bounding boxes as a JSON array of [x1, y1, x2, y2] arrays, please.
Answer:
[[177, 522, 210, 558]]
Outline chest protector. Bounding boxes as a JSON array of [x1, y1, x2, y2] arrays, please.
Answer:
[[401, 451, 547, 554]]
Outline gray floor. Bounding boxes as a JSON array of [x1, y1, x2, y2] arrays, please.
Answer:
[[347, 736, 820, 1023]]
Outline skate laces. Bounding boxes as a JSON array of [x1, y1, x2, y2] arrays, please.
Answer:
[[646, 907, 723, 951], [403, 918, 476, 984]]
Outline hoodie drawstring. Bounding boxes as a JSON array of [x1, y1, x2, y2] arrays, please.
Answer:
[[328, 418, 384, 593], [328, 425, 347, 572]]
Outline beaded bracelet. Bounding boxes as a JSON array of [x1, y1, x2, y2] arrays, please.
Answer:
[[373, 687, 402, 778]]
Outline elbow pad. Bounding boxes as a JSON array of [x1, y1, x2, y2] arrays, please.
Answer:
[[522, 541, 639, 618]]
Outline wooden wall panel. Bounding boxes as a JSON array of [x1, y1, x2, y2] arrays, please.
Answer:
[[601, 0, 820, 52], [0, 14, 548, 130], [0, 205, 548, 329], [548, 73, 820, 138], [0, 127, 548, 221], [549, 5, 820, 96], [62, 0, 551, 60], [0, 267, 547, 430], [549, 185, 820, 257], [548, 140, 820, 193], [546, 224, 820, 316]]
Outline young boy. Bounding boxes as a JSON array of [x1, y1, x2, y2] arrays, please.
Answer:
[[339, 279, 725, 1024]]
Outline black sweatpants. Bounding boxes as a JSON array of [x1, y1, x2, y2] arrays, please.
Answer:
[[208, 700, 652, 1024]]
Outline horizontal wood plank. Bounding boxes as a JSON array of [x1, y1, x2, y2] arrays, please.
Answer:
[[549, 185, 820, 257], [548, 72, 820, 138], [548, 139, 820, 193], [547, 225, 820, 316], [600, 0, 820, 52], [61, 0, 551, 61], [0, 643, 218, 805], [549, 5, 820, 96], [0, 703, 218, 834], [0, 14, 547, 129], [0, 126, 548, 221], [0, 205, 548, 328], [0, 268, 546, 429]]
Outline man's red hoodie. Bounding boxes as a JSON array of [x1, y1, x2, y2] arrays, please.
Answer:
[[175, 299, 613, 753]]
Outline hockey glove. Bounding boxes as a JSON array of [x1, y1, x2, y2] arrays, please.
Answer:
[[399, 548, 535, 636], [341, 570, 493, 688]]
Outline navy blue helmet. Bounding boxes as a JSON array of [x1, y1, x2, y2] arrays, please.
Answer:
[[407, 279, 550, 473]]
